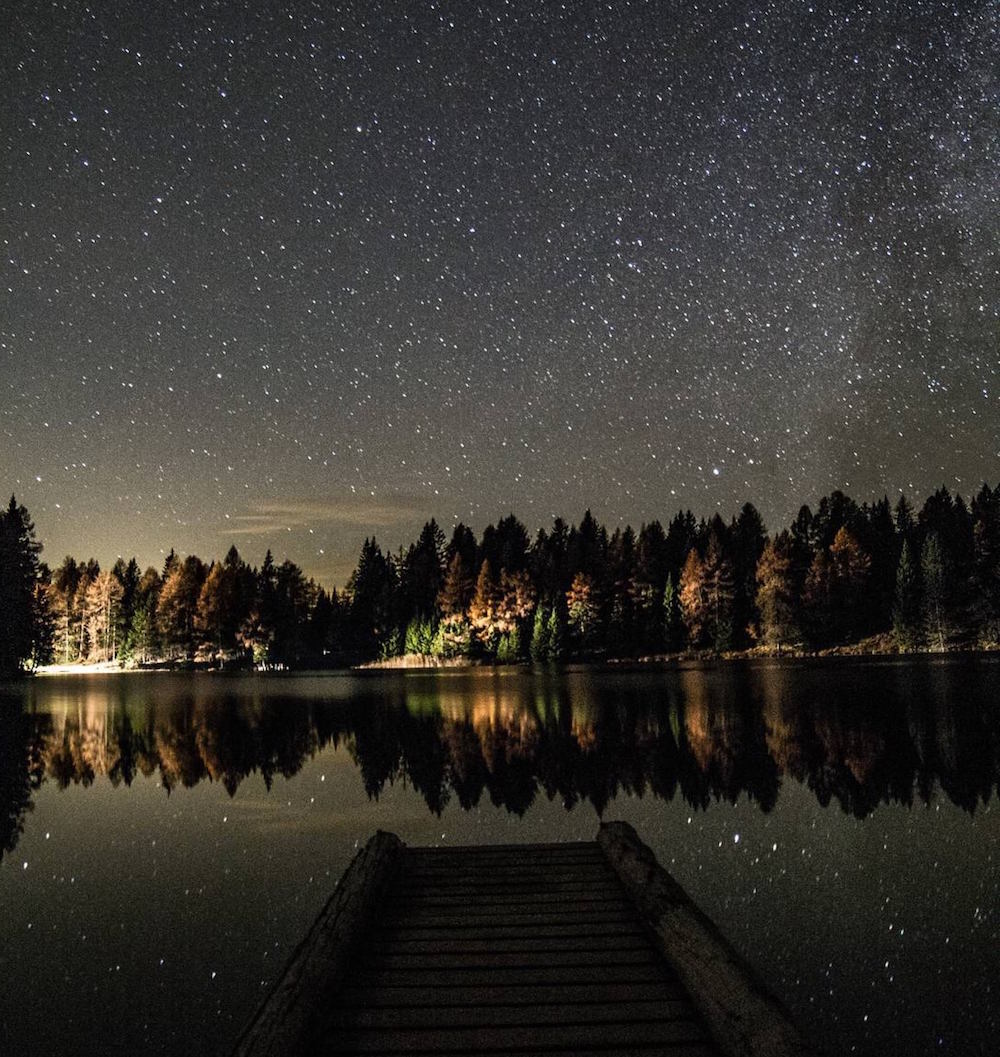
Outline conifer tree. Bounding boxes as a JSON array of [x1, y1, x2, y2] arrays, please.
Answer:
[[662, 575, 683, 651], [438, 552, 474, 617], [0, 496, 49, 675], [702, 530, 736, 652], [892, 539, 922, 650], [546, 606, 565, 660], [468, 559, 501, 649], [829, 526, 871, 642], [971, 484, 1000, 644], [755, 532, 800, 649], [530, 605, 551, 661], [921, 532, 949, 651], [566, 572, 599, 653], [679, 548, 707, 647]]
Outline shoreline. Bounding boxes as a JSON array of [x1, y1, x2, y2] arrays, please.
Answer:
[[28, 639, 999, 677]]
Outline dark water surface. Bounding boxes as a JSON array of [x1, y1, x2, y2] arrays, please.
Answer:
[[1, 658, 997, 1056]]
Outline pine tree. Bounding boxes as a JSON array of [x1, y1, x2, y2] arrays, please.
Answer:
[[702, 530, 736, 652], [662, 575, 683, 651], [892, 539, 922, 650], [468, 559, 501, 649], [566, 572, 599, 653], [0, 496, 49, 675], [755, 532, 800, 649], [971, 484, 1000, 644], [405, 617, 435, 655], [802, 549, 833, 646], [921, 532, 949, 651], [679, 548, 707, 647], [546, 606, 565, 660], [157, 555, 207, 660], [438, 552, 474, 617], [829, 526, 871, 642], [731, 502, 766, 647], [530, 605, 551, 661]]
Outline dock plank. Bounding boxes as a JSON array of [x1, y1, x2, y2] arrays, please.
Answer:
[[362, 947, 660, 970], [369, 932, 651, 954], [323, 1019, 710, 1053], [336, 981, 687, 1007], [332, 999, 695, 1029], [350, 964, 676, 988], [374, 921, 649, 942]]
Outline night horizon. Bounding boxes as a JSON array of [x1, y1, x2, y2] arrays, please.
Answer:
[[4, 0, 996, 588]]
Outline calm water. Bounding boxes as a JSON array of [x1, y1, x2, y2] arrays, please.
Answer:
[[1, 659, 997, 1056]]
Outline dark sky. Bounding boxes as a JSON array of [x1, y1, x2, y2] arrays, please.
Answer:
[[3, 0, 997, 585]]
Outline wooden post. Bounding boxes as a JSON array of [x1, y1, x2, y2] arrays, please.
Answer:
[[598, 821, 821, 1057], [232, 830, 404, 1057]]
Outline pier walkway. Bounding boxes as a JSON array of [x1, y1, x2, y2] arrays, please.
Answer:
[[233, 823, 818, 1057]]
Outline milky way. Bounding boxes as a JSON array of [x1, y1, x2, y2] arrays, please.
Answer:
[[3, 1, 997, 584]]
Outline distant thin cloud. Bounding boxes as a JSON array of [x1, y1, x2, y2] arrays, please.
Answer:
[[223, 496, 433, 536]]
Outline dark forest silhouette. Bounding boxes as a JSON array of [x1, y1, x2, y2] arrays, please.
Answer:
[[2, 660, 998, 862], [2, 482, 1000, 673]]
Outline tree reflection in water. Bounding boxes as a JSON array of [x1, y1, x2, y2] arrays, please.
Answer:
[[1, 662, 998, 861]]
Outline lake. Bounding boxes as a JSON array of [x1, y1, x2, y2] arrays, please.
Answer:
[[1, 658, 997, 1056]]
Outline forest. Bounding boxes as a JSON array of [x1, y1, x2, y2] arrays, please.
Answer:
[[1, 482, 999, 676]]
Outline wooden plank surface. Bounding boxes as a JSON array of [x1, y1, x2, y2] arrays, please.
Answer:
[[322, 1020, 710, 1053], [321, 841, 723, 1056], [332, 999, 694, 1028]]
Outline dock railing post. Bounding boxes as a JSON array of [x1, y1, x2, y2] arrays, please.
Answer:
[[598, 820, 821, 1057], [231, 829, 403, 1057]]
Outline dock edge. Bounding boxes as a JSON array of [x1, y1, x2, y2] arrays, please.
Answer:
[[231, 829, 404, 1057], [599, 820, 822, 1057]]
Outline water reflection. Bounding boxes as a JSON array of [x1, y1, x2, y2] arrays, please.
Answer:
[[2, 660, 998, 860]]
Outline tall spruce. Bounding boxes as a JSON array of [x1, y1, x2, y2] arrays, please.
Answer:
[[755, 532, 800, 649], [0, 496, 49, 675], [921, 532, 949, 651], [892, 539, 922, 650]]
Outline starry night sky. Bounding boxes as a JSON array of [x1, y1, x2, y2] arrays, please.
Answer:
[[3, 0, 997, 585]]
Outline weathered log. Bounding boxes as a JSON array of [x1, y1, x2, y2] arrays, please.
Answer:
[[231, 830, 403, 1057], [598, 820, 822, 1057]]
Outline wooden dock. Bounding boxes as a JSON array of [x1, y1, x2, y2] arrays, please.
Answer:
[[233, 823, 818, 1057]]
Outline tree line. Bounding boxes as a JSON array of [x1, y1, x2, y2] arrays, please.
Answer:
[[1, 481, 999, 675]]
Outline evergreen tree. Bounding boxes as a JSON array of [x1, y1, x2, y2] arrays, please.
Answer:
[[971, 483, 1000, 644], [665, 510, 698, 585], [662, 575, 683, 651], [546, 605, 565, 660], [921, 532, 949, 651], [702, 528, 736, 652], [438, 551, 475, 617], [51, 556, 82, 663], [468, 559, 501, 650], [157, 555, 207, 659], [755, 532, 801, 649], [0, 496, 49, 675], [401, 519, 446, 624], [892, 539, 922, 650], [802, 548, 834, 646], [894, 494, 915, 539], [405, 617, 435, 655], [496, 625, 523, 663], [530, 605, 551, 661], [347, 538, 396, 659], [566, 571, 600, 654], [828, 526, 871, 642], [497, 569, 537, 632], [730, 502, 766, 647], [679, 548, 707, 647]]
